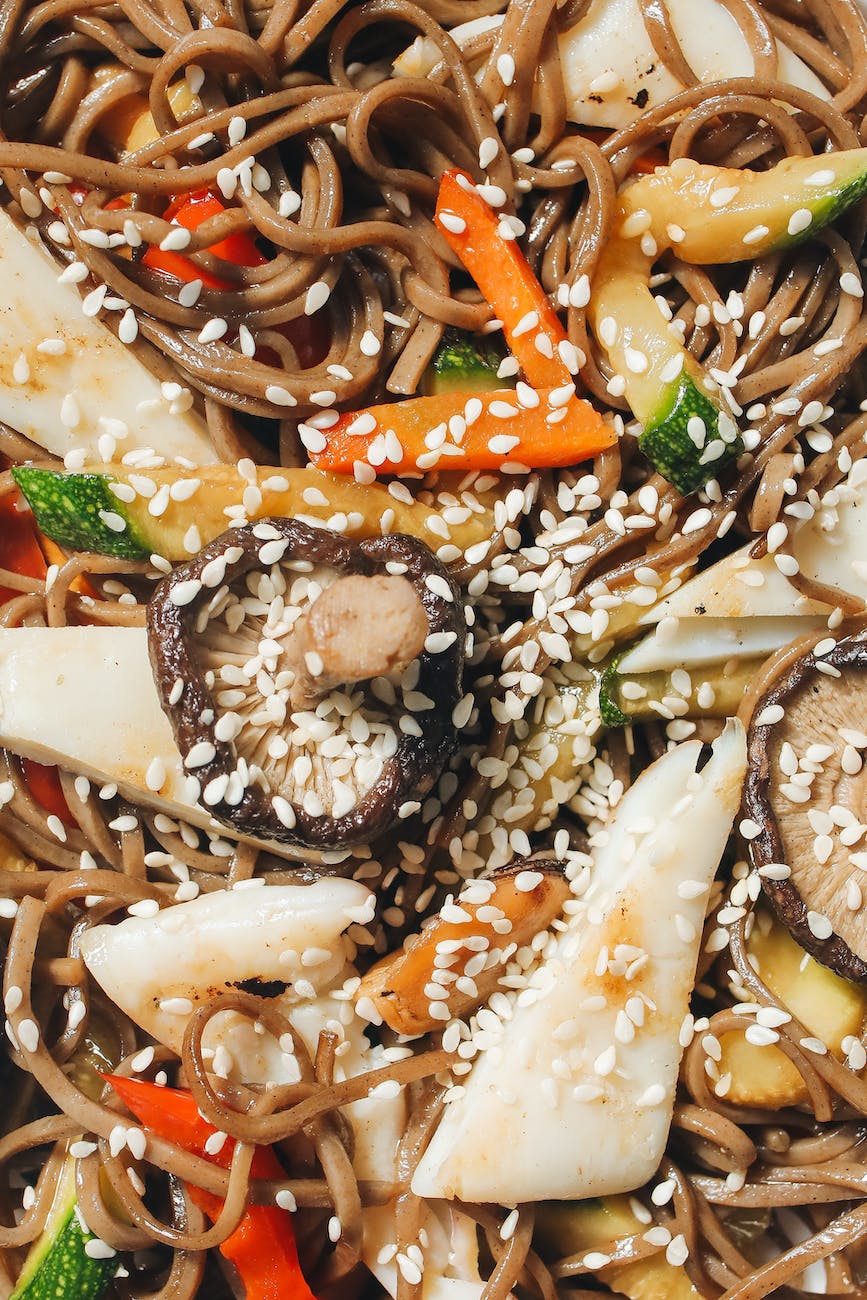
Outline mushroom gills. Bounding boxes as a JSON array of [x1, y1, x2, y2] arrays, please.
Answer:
[[0, 208, 214, 464], [191, 561, 423, 816], [743, 628, 867, 981], [147, 520, 465, 850], [412, 721, 747, 1205]]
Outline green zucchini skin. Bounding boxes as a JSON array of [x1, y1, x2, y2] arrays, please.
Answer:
[[639, 372, 742, 496], [11, 1204, 117, 1300], [428, 330, 504, 394], [11, 466, 149, 560], [597, 656, 631, 729], [769, 164, 867, 253]]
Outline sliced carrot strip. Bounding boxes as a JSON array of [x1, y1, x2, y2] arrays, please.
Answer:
[[435, 169, 575, 392], [307, 387, 615, 476]]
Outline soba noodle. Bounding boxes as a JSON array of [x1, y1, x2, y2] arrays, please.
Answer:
[[2, 0, 867, 1295]]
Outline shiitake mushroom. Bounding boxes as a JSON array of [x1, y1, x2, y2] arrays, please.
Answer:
[[147, 519, 466, 852], [743, 628, 867, 982]]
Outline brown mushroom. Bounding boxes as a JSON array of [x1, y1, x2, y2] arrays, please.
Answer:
[[742, 627, 867, 982], [285, 573, 429, 709], [356, 858, 572, 1034], [147, 519, 466, 852]]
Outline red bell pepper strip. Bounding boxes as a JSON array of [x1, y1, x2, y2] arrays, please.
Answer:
[[142, 189, 328, 369], [107, 1075, 318, 1300], [0, 490, 47, 602], [307, 386, 615, 477], [143, 188, 266, 284], [0, 480, 77, 826], [21, 760, 75, 827], [164, 189, 267, 268], [436, 169, 577, 392]]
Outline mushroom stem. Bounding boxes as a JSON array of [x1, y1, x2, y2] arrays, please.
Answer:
[[287, 573, 429, 709]]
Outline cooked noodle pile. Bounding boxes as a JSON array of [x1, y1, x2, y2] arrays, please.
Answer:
[[3, 0, 867, 1296]]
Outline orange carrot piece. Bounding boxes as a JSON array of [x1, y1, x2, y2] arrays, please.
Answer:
[[306, 387, 615, 477], [435, 169, 575, 391]]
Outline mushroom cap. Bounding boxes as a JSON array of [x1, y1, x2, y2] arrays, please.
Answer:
[[743, 627, 867, 982], [147, 519, 466, 852]]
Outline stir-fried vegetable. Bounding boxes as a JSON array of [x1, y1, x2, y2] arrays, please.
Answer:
[[307, 387, 615, 476], [13, 463, 499, 565], [435, 169, 577, 392], [10, 1158, 118, 1300], [590, 148, 867, 493], [108, 1077, 318, 1300]]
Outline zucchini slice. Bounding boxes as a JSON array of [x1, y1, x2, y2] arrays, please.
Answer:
[[590, 148, 867, 493], [11, 1158, 116, 1300], [12, 463, 497, 565], [719, 916, 867, 1108], [537, 1196, 701, 1300], [426, 329, 505, 395]]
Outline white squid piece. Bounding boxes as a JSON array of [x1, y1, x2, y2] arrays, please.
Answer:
[[0, 209, 215, 464], [0, 626, 298, 857], [81, 880, 495, 1298], [412, 723, 747, 1204], [620, 458, 867, 675], [79, 879, 374, 1065], [395, 0, 827, 131]]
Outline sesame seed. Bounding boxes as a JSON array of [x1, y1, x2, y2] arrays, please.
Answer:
[[805, 168, 835, 187], [787, 207, 813, 236], [360, 330, 381, 356], [588, 69, 620, 93], [305, 281, 330, 314], [159, 997, 194, 1015], [178, 279, 203, 307], [478, 136, 499, 170], [651, 1178, 676, 1206], [16, 1018, 39, 1053], [169, 579, 202, 607], [425, 573, 454, 601], [82, 284, 108, 316], [497, 53, 515, 85], [637, 1083, 666, 1107], [742, 224, 769, 245], [512, 310, 539, 337], [745, 1024, 780, 1047], [265, 385, 297, 407], [85, 1240, 116, 1261], [118, 309, 138, 344], [806, 911, 833, 940], [159, 226, 192, 252]]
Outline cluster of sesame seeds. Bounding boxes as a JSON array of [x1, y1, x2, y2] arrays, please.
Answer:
[[184, 536, 449, 821]]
